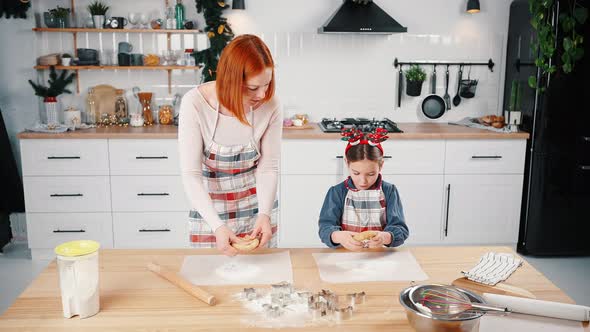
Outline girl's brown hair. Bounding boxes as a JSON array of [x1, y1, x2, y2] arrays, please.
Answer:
[[216, 34, 275, 125], [345, 144, 384, 164]]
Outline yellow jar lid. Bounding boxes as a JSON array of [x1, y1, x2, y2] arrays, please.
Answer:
[[54, 240, 100, 257]]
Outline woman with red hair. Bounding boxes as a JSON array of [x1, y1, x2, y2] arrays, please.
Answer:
[[179, 34, 281, 256]]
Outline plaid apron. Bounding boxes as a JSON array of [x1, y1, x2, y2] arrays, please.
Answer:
[[188, 107, 278, 248], [341, 176, 386, 233]]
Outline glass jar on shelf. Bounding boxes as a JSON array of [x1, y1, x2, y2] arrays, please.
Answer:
[[137, 92, 154, 125]]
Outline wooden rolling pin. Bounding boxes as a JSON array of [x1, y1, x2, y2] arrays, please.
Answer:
[[452, 277, 536, 299], [147, 262, 216, 306]]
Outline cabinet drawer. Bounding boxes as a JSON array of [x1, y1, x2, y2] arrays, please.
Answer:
[[23, 176, 111, 212], [113, 212, 188, 248], [109, 139, 180, 175], [282, 140, 346, 175], [381, 140, 445, 174], [26, 213, 113, 249], [445, 140, 526, 174], [20, 139, 109, 176], [111, 176, 189, 212]]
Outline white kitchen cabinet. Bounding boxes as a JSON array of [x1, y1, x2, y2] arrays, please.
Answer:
[[20, 139, 109, 176], [445, 140, 526, 174], [279, 174, 343, 248], [110, 175, 188, 212], [109, 139, 180, 175], [382, 175, 445, 245], [381, 140, 445, 174], [113, 212, 188, 248], [442, 174, 524, 244]]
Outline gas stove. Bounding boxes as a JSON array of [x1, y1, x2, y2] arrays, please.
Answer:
[[318, 117, 403, 133]]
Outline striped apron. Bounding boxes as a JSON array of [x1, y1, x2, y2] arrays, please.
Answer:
[[341, 176, 387, 233], [188, 107, 278, 248]]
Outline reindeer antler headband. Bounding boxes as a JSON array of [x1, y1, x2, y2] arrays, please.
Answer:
[[341, 127, 389, 154]]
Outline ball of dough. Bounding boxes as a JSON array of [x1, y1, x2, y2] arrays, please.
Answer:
[[352, 231, 379, 242], [231, 235, 259, 251]]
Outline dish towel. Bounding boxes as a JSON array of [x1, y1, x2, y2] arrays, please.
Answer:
[[462, 252, 523, 285]]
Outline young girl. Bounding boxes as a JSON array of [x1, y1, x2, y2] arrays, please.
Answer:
[[318, 128, 409, 250]]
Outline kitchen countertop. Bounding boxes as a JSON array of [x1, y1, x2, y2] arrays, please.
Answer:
[[0, 246, 585, 331], [16, 123, 530, 139]]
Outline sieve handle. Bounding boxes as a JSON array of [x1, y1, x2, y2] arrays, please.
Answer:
[[471, 303, 509, 313]]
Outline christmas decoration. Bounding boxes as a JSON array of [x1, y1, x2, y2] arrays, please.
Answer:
[[0, 0, 31, 19], [341, 127, 389, 154], [194, 0, 235, 82]]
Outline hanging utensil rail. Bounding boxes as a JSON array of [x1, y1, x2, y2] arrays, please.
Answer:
[[394, 58, 495, 72]]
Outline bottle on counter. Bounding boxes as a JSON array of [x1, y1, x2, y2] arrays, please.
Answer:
[[86, 88, 97, 125], [175, 0, 185, 30], [114, 89, 128, 122]]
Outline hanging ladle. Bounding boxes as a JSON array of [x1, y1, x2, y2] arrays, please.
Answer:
[[452, 65, 463, 107]]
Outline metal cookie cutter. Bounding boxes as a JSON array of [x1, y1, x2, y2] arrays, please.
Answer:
[[262, 303, 283, 318], [334, 305, 354, 321], [319, 289, 338, 310], [271, 281, 293, 295], [308, 301, 328, 319], [346, 291, 366, 306], [243, 287, 257, 301]]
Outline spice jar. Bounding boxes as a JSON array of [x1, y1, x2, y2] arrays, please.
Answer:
[[158, 105, 174, 125]]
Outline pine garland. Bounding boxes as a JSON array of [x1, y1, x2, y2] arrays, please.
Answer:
[[194, 0, 235, 82]]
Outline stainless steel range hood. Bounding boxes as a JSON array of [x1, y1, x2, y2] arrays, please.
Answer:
[[319, 0, 407, 34]]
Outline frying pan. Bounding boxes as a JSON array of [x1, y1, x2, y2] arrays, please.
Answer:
[[421, 65, 446, 119]]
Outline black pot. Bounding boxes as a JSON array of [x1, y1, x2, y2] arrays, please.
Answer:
[[406, 80, 423, 97]]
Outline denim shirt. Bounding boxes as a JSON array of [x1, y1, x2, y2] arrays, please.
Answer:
[[318, 177, 409, 248]]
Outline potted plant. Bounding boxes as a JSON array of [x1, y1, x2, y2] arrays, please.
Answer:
[[43, 6, 71, 28], [404, 64, 427, 97], [88, 1, 109, 29], [51, 6, 71, 28], [28, 66, 76, 126], [61, 53, 72, 66]]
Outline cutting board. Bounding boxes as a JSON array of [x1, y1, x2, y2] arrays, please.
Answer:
[[283, 124, 315, 130], [93, 84, 117, 117], [452, 277, 536, 299]]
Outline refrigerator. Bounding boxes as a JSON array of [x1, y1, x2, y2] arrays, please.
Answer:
[[503, 0, 590, 256]]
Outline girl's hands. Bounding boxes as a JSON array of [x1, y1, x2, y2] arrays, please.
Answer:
[[214, 225, 240, 256], [250, 214, 273, 248], [368, 231, 393, 248], [331, 231, 363, 251]]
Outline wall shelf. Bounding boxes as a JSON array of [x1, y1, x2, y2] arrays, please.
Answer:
[[35, 65, 201, 70], [33, 27, 204, 34]]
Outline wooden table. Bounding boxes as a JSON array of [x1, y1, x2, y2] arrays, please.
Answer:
[[0, 247, 587, 331]]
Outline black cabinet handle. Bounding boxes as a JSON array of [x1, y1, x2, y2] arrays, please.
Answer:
[[444, 184, 451, 237], [471, 155, 502, 159], [50, 193, 83, 197], [137, 193, 170, 196], [383, 155, 392, 159], [53, 229, 85, 233], [139, 228, 171, 232], [579, 165, 590, 171], [136, 156, 168, 159], [336, 156, 343, 159], [47, 156, 80, 159]]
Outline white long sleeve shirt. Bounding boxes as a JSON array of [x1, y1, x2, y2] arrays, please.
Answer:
[[178, 82, 282, 231]]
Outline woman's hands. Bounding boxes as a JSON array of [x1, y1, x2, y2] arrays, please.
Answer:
[[331, 231, 363, 251], [250, 214, 273, 248], [214, 225, 240, 256]]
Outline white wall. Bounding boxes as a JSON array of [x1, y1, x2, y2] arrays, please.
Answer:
[[0, 0, 513, 168]]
